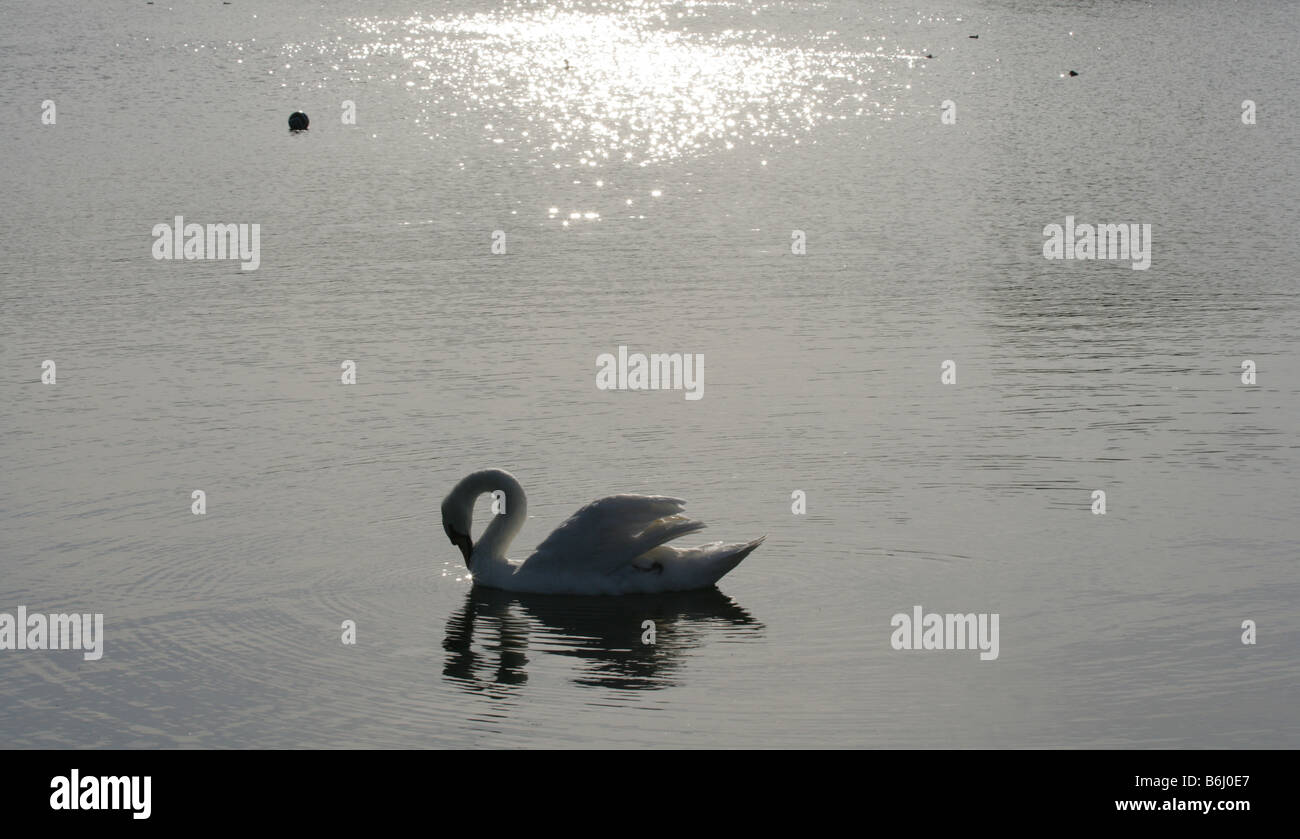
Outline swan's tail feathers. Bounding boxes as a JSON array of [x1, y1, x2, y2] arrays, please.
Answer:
[[623, 535, 763, 590], [712, 535, 765, 579], [675, 535, 765, 587]]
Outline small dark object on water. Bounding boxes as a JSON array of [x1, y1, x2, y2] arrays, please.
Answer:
[[925, 53, 934, 59], [289, 111, 309, 131], [969, 34, 978, 39], [1068, 70, 1079, 77]]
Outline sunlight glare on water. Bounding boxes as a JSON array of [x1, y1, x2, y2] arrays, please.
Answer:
[[342, 0, 909, 167]]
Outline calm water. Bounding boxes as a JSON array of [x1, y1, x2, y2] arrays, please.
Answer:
[[1, 0, 1297, 748]]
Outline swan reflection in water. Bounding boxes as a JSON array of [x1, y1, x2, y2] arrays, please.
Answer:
[[442, 586, 763, 691]]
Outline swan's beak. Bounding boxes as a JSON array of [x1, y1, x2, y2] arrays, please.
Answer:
[[443, 521, 474, 565]]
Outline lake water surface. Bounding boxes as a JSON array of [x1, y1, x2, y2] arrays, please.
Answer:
[[1, 0, 1297, 748]]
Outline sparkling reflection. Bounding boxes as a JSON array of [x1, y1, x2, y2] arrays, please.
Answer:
[[341, 0, 914, 167]]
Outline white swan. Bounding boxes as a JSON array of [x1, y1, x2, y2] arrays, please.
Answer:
[[441, 469, 763, 595]]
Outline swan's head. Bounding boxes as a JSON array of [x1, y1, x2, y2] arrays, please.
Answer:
[[441, 469, 525, 568], [441, 493, 475, 566]]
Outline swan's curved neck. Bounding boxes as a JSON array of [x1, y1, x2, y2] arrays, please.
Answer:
[[460, 469, 527, 569]]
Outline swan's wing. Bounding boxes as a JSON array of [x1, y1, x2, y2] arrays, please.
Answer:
[[523, 494, 706, 576]]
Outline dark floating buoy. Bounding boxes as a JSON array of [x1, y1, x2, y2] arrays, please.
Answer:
[[1068, 70, 1079, 77], [288, 111, 309, 131]]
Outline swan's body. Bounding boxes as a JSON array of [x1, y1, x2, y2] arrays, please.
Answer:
[[441, 469, 762, 595]]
